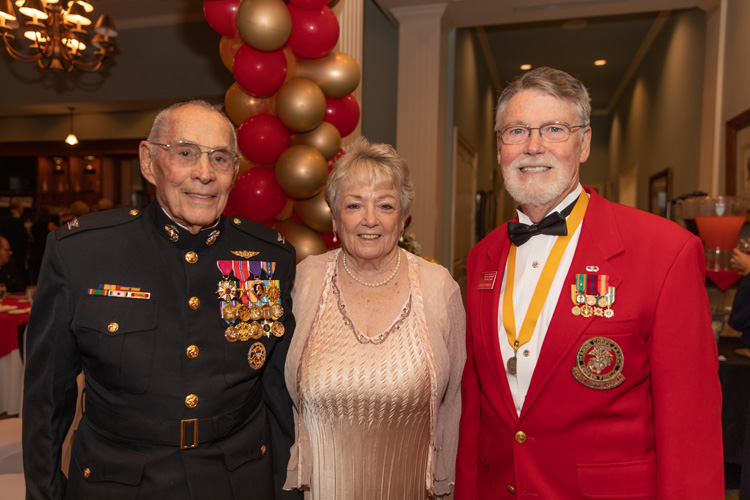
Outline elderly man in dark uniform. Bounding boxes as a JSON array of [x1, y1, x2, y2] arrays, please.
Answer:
[[22, 100, 300, 500]]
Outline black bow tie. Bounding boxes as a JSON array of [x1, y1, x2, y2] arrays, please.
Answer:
[[507, 196, 579, 246]]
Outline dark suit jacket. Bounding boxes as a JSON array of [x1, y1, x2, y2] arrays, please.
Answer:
[[456, 188, 723, 499], [23, 201, 300, 500]]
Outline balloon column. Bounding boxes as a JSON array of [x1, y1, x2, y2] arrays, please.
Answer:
[[204, 0, 361, 262]]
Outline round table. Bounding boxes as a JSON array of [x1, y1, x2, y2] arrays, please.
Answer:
[[0, 295, 30, 415]]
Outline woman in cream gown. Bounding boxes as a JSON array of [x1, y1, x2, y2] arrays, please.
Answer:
[[284, 138, 465, 499]]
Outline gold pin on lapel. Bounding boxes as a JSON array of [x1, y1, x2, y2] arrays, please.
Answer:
[[231, 251, 260, 259]]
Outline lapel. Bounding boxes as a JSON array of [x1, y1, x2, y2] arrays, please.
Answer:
[[519, 188, 626, 420], [475, 222, 520, 423]]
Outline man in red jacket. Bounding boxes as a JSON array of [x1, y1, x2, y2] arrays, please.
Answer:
[[455, 67, 723, 499]]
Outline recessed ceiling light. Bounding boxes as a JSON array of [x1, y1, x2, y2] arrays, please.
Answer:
[[594, 59, 607, 66], [520, 64, 532, 71]]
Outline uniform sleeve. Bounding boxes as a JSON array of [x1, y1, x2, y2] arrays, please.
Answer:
[[454, 256, 479, 500], [260, 244, 302, 499], [22, 233, 81, 500], [433, 277, 466, 499], [650, 235, 724, 498]]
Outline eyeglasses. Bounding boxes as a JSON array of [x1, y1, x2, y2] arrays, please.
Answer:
[[151, 141, 239, 173], [498, 122, 587, 145]]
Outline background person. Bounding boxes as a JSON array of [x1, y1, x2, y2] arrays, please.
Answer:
[[455, 67, 723, 499], [284, 137, 465, 499], [23, 100, 299, 500]]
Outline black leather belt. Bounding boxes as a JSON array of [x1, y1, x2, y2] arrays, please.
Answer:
[[84, 385, 262, 449]]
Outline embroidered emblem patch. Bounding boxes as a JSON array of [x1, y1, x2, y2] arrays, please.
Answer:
[[571, 336, 625, 390]]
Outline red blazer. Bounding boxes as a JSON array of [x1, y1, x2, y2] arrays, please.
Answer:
[[455, 188, 723, 499]]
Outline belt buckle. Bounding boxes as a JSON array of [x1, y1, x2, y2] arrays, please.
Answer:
[[180, 418, 198, 449]]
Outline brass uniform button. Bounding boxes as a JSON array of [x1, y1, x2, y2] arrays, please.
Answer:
[[233, 218, 241, 225], [514, 431, 527, 444], [185, 394, 199, 408], [186, 345, 199, 359], [189, 297, 200, 310], [129, 209, 139, 216], [260, 444, 267, 455], [83, 467, 91, 478], [185, 251, 198, 264], [107, 323, 118, 333], [507, 484, 516, 494]]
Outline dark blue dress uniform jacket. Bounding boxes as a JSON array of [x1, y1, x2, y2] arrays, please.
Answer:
[[22, 201, 300, 500]]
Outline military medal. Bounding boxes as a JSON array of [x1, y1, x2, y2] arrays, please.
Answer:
[[250, 321, 264, 339], [225, 325, 239, 342], [266, 284, 281, 304], [571, 273, 616, 319], [261, 304, 273, 320], [571, 336, 625, 389], [222, 303, 238, 322], [248, 342, 266, 370], [271, 303, 284, 319], [270, 321, 285, 337], [249, 304, 262, 321], [237, 304, 251, 322], [237, 322, 252, 341]]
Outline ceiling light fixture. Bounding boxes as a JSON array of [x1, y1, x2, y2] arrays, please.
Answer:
[[594, 59, 607, 66], [0, 0, 117, 72], [65, 106, 78, 145], [520, 64, 532, 71]]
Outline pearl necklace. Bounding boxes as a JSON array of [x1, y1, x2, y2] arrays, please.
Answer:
[[342, 250, 401, 287]]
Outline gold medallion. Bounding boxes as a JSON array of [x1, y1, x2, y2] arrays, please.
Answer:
[[270, 321, 285, 337], [571, 336, 625, 390], [597, 296, 609, 308], [224, 325, 239, 342], [237, 322, 252, 341], [266, 285, 281, 303], [586, 295, 597, 306], [222, 303, 238, 322], [261, 304, 273, 320], [248, 342, 266, 370], [250, 321, 264, 339], [249, 305, 263, 321], [237, 305, 251, 322], [271, 303, 284, 319], [572, 305, 581, 316], [580, 304, 593, 318]]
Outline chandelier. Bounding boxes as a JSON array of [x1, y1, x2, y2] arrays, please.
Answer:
[[0, 0, 117, 72]]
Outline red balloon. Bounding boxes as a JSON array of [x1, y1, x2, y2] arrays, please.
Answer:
[[288, 0, 329, 8], [204, 0, 240, 37], [327, 148, 344, 171], [237, 114, 291, 165], [228, 167, 289, 222], [324, 95, 360, 138], [287, 5, 339, 59], [233, 44, 288, 98]]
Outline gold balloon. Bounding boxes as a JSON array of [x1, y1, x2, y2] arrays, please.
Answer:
[[219, 35, 244, 72], [294, 191, 333, 233], [296, 51, 361, 98], [225, 82, 276, 126], [275, 145, 328, 199], [283, 47, 297, 84], [276, 198, 295, 221], [238, 151, 260, 175], [277, 219, 327, 263], [290, 122, 341, 160], [275, 78, 327, 133], [237, 0, 292, 52]]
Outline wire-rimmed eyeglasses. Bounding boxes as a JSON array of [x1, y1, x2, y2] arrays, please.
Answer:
[[151, 141, 239, 173], [498, 121, 588, 145]]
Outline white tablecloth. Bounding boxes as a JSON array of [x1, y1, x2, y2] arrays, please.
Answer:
[[0, 350, 22, 416], [0, 418, 22, 474]]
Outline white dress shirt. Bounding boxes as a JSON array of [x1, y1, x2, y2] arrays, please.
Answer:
[[498, 185, 587, 416]]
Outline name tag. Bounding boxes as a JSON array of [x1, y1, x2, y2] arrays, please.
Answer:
[[477, 271, 497, 290]]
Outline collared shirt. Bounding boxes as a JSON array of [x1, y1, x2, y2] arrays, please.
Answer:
[[497, 184, 587, 415]]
